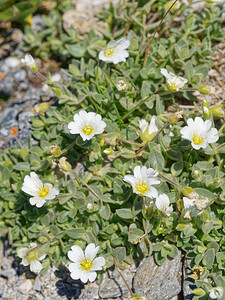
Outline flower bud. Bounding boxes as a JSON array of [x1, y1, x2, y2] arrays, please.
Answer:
[[100, 138, 104, 147], [21, 54, 38, 72], [202, 100, 212, 120], [192, 169, 201, 179], [86, 203, 95, 212], [116, 80, 128, 91], [49, 144, 61, 157], [211, 104, 224, 118], [199, 85, 215, 95], [182, 187, 199, 199], [58, 157, 71, 172], [194, 198, 209, 210], [142, 200, 153, 220], [34, 102, 49, 114], [103, 148, 114, 155], [169, 111, 182, 124]]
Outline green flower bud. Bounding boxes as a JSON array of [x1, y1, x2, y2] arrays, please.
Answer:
[[211, 104, 224, 118], [34, 102, 49, 114], [49, 144, 61, 158], [142, 199, 153, 220], [182, 187, 199, 199], [86, 203, 95, 212], [199, 85, 215, 95], [103, 148, 114, 155], [202, 100, 212, 120], [169, 111, 182, 124], [58, 157, 71, 172]]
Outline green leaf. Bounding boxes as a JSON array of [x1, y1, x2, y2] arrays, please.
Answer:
[[99, 204, 111, 220], [202, 248, 215, 269], [14, 162, 30, 171], [116, 208, 133, 220], [66, 44, 86, 58], [149, 149, 165, 171], [128, 228, 144, 244], [112, 247, 126, 263], [66, 228, 86, 239]]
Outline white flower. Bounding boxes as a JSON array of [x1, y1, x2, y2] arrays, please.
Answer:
[[123, 166, 160, 198], [17, 242, 45, 273], [68, 243, 105, 283], [210, 287, 224, 299], [160, 68, 188, 91], [99, 38, 130, 64], [68, 110, 106, 141], [155, 194, 173, 216], [21, 54, 37, 72], [116, 80, 128, 91], [180, 117, 219, 150], [183, 197, 202, 218], [139, 116, 158, 136], [22, 172, 59, 208]]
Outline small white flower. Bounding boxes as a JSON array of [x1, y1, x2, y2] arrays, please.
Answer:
[[68, 243, 105, 283], [116, 80, 128, 91], [22, 172, 59, 208], [21, 54, 37, 72], [123, 166, 160, 198], [68, 110, 106, 141], [99, 38, 130, 64], [180, 117, 219, 150], [183, 197, 202, 218], [156, 194, 173, 216], [210, 287, 224, 299], [17, 242, 45, 273], [139, 116, 158, 136], [160, 68, 188, 91]]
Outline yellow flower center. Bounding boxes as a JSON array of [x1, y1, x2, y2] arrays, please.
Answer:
[[192, 134, 204, 145], [26, 250, 39, 264], [136, 181, 149, 195], [104, 47, 114, 57], [166, 82, 177, 91], [82, 125, 94, 136], [38, 186, 50, 198], [80, 258, 93, 271]]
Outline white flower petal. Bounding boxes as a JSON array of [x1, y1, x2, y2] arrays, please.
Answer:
[[85, 243, 99, 261], [68, 245, 85, 263], [88, 271, 97, 282], [91, 257, 105, 271], [30, 260, 43, 273], [18, 247, 28, 259]]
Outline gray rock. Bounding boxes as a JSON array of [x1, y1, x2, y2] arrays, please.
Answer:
[[34, 276, 42, 291], [98, 278, 121, 299], [1, 268, 16, 279], [18, 279, 33, 294], [4, 57, 20, 68], [183, 259, 196, 299], [14, 69, 27, 82], [133, 252, 182, 300]]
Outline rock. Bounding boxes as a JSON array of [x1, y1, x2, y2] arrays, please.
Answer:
[[14, 69, 27, 82], [1, 268, 16, 279], [111, 268, 133, 298], [0, 277, 7, 292], [4, 57, 20, 68], [133, 252, 182, 300], [183, 259, 196, 299], [80, 281, 99, 300], [33, 276, 42, 291], [18, 279, 33, 294], [98, 277, 121, 298]]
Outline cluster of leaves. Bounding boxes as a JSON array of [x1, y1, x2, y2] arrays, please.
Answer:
[[1, 0, 225, 298]]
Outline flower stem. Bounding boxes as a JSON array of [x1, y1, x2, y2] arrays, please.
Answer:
[[158, 172, 182, 189], [211, 143, 221, 168], [216, 143, 225, 152], [113, 256, 134, 297], [143, 0, 178, 66], [61, 140, 77, 155], [70, 170, 102, 204], [117, 136, 143, 146], [28, 238, 57, 253]]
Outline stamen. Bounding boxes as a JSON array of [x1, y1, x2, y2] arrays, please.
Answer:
[[82, 125, 94, 136], [192, 134, 204, 145], [135, 181, 149, 195], [38, 186, 50, 198], [104, 47, 114, 57], [80, 258, 93, 271]]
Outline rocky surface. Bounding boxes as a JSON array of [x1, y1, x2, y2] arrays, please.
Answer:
[[133, 252, 182, 300]]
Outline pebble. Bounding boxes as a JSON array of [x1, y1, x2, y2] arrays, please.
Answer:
[[1, 268, 16, 279], [18, 279, 33, 294], [33, 276, 42, 291], [4, 57, 21, 68]]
